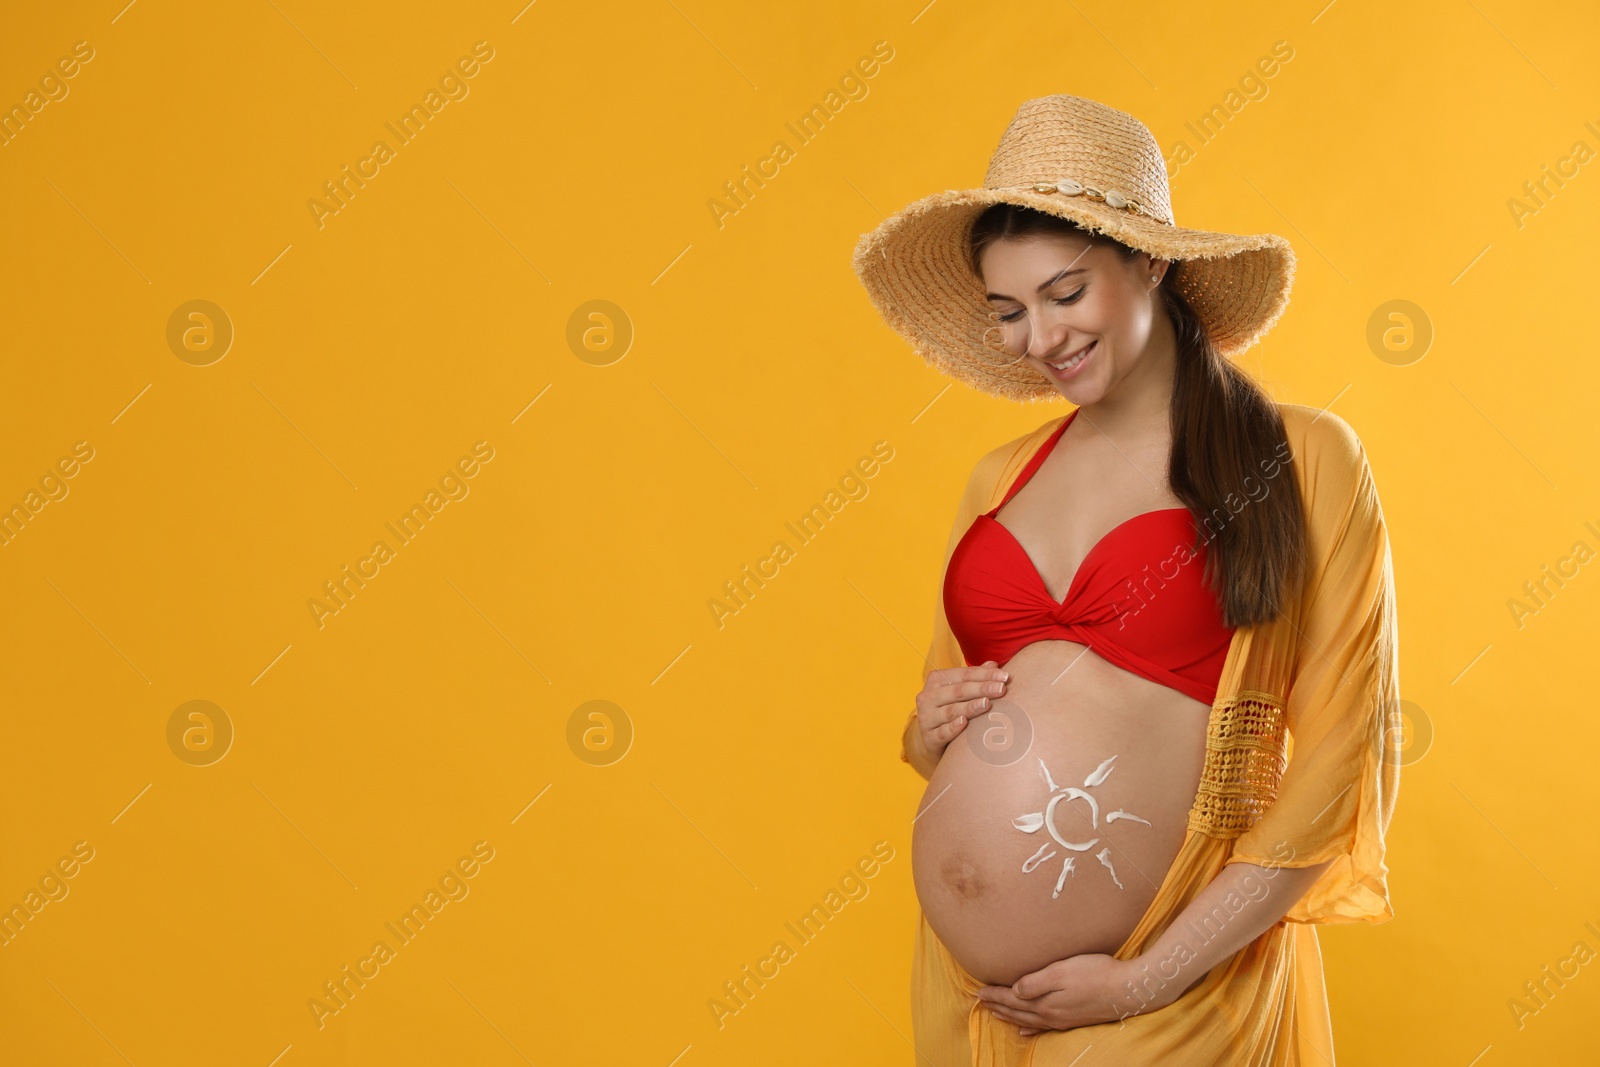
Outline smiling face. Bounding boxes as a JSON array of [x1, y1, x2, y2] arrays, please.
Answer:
[[977, 233, 1171, 406]]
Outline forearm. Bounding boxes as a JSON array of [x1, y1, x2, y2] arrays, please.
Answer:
[[1118, 856, 1334, 1013]]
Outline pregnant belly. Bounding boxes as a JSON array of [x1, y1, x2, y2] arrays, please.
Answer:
[[911, 640, 1211, 988]]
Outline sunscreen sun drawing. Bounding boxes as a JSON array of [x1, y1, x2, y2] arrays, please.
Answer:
[[1013, 754, 1151, 899]]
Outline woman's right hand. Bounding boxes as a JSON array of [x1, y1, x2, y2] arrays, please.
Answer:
[[916, 660, 1009, 760]]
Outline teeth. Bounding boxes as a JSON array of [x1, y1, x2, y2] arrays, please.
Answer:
[[1050, 342, 1093, 371]]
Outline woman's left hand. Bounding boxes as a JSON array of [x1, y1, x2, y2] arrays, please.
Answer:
[[976, 953, 1150, 1035]]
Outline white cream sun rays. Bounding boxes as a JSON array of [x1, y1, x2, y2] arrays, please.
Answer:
[[1013, 755, 1151, 899]]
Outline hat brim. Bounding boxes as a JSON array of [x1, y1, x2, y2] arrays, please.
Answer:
[[852, 187, 1296, 402]]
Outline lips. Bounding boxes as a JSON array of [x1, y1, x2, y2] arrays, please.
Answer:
[[1045, 340, 1096, 376]]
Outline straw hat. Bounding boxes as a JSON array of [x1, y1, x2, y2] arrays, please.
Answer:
[[852, 94, 1296, 402]]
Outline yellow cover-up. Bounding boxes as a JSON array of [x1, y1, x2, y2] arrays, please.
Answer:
[[901, 403, 1402, 1066]]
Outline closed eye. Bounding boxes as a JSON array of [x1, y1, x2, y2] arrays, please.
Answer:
[[997, 287, 1085, 323]]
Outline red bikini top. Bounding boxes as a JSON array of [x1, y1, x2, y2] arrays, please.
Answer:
[[943, 409, 1234, 705]]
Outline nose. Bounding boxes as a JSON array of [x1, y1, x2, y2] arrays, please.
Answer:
[[1024, 309, 1069, 362]]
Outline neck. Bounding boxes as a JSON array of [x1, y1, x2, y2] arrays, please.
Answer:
[[1076, 308, 1178, 439]]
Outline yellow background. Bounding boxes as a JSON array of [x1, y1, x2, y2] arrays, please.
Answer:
[[2, 0, 1597, 1063]]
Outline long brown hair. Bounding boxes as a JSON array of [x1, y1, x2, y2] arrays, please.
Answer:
[[968, 204, 1305, 627]]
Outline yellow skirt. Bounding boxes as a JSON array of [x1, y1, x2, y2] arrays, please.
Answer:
[[910, 830, 1337, 1066]]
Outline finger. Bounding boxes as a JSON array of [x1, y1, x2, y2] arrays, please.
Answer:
[[934, 669, 1010, 704], [953, 694, 992, 722], [931, 715, 968, 745], [936, 682, 1004, 723], [978, 987, 1042, 1012], [918, 673, 1003, 727], [918, 696, 969, 735], [956, 675, 1010, 702], [1011, 963, 1070, 1001], [923, 712, 967, 751], [985, 1003, 1048, 1027], [927, 664, 1008, 690], [1011, 975, 1056, 1001]]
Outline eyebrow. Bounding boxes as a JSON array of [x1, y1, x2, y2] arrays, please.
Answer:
[[984, 267, 1088, 302]]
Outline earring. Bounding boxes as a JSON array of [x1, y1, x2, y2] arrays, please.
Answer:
[[1151, 275, 1159, 283]]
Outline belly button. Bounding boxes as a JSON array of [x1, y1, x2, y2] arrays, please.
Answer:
[[941, 855, 985, 901]]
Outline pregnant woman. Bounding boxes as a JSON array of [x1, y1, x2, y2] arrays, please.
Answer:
[[852, 96, 1402, 1065]]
